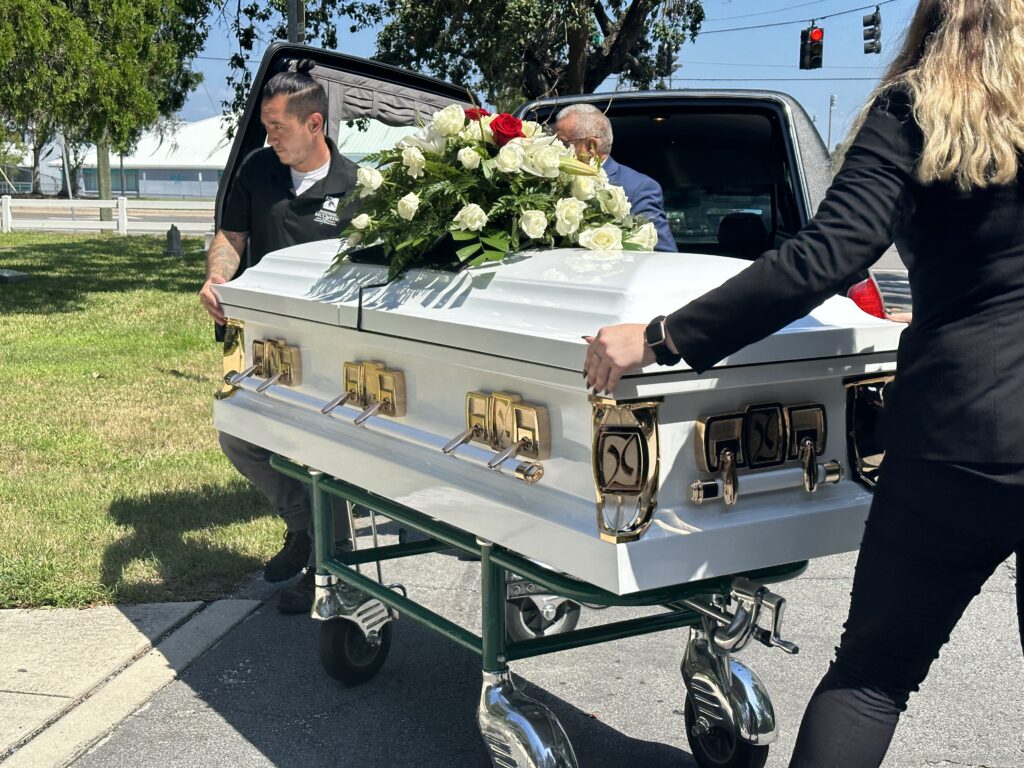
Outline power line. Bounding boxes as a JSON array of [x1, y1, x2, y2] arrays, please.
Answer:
[[671, 76, 879, 81], [681, 58, 884, 70], [706, 1, 830, 22], [700, 0, 904, 35]]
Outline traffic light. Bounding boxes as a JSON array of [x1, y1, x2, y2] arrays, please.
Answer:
[[800, 26, 824, 70], [863, 7, 882, 54], [656, 43, 680, 77]]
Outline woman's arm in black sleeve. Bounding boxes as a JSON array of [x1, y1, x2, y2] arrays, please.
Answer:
[[666, 94, 920, 373]]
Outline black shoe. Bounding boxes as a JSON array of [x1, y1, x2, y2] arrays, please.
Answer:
[[277, 568, 315, 615], [264, 530, 311, 583]]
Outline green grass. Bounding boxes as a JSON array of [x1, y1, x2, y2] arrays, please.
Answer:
[[0, 233, 282, 607]]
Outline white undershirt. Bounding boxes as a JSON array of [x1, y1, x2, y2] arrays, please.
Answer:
[[290, 158, 330, 196]]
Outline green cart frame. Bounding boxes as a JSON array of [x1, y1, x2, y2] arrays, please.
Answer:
[[271, 456, 806, 768]]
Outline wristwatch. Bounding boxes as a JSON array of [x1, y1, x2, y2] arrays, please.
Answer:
[[645, 315, 681, 366]]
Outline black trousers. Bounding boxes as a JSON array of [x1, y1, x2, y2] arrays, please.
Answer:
[[788, 458, 1024, 768]]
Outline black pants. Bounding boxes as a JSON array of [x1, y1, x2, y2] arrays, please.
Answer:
[[788, 458, 1024, 768]]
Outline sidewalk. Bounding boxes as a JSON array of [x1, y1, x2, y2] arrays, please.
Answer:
[[0, 600, 260, 767]]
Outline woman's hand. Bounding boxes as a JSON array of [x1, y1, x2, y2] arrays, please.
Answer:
[[584, 323, 655, 394]]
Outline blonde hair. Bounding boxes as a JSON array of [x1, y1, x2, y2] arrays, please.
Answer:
[[851, 0, 1024, 190]]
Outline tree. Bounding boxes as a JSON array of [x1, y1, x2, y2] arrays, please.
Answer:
[[64, 0, 208, 205], [0, 0, 96, 193], [227, 1, 705, 112], [0, 0, 207, 197]]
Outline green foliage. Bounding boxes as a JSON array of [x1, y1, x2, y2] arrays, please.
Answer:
[[227, 1, 704, 113], [0, 0, 207, 183], [0, 131, 27, 170]]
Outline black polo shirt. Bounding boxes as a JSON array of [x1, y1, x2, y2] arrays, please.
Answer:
[[221, 136, 359, 276]]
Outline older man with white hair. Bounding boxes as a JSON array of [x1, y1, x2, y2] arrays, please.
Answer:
[[554, 103, 676, 252]]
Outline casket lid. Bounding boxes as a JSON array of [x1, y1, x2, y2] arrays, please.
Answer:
[[215, 240, 903, 373]]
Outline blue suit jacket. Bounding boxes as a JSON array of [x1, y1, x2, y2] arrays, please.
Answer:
[[603, 156, 676, 253]]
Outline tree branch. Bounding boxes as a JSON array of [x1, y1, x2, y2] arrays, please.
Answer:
[[592, 1, 612, 36], [585, 0, 658, 91]]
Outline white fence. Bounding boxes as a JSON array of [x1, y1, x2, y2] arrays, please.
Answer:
[[0, 196, 214, 237]]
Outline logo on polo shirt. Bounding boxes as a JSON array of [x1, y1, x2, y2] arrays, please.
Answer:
[[314, 196, 340, 226]]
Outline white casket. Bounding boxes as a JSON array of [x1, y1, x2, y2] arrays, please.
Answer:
[[213, 241, 901, 595]]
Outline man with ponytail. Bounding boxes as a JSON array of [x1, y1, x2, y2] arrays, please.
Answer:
[[584, 2, 1024, 764], [199, 61, 360, 615]]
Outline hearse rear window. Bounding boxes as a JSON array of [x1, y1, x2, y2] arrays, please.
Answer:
[[520, 102, 805, 259]]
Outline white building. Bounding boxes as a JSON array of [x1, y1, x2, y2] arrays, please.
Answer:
[[50, 116, 417, 199], [72, 116, 232, 199]]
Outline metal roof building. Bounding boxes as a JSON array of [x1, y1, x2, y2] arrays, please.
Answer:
[[68, 116, 416, 199]]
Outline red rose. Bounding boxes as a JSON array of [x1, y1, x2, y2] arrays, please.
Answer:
[[464, 107, 491, 121], [489, 113, 525, 146]]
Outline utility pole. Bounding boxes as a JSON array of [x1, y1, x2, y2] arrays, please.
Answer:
[[287, 0, 305, 43], [827, 94, 837, 150]]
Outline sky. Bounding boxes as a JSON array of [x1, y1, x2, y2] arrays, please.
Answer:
[[182, 0, 919, 150]]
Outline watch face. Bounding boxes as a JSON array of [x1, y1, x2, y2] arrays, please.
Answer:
[[646, 318, 666, 346]]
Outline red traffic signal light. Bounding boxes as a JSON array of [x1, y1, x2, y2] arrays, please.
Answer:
[[800, 26, 824, 70]]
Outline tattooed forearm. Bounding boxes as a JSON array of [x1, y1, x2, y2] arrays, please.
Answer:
[[206, 230, 247, 282]]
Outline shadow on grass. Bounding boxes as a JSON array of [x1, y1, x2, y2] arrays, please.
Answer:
[[101, 481, 273, 603], [0, 236, 206, 316]]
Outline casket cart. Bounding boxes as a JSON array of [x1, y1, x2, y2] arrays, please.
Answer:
[[211, 43, 902, 768], [213, 243, 899, 768]]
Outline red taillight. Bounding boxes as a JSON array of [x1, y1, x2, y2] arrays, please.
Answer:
[[847, 278, 886, 319]]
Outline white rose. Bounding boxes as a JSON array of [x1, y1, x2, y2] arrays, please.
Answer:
[[520, 120, 542, 138], [520, 137, 563, 178], [570, 175, 597, 201], [453, 203, 488, 231], [599, 184, 631, 221], [432, 104, 466, 136], [494, 143, 525, 173], [400, 125, 447, 155], [402, 146, 426, 178], [461, 114, 496, 144], [579, 224, 624, 251], [625, 222, 658, 251], [554, 197, 587, 236], [519, 210, 547, 239], [346, 231, 363, 246], [396, 192, 420, 221], [351, 213, 371, 230], [356, 166, 383, 198], [479, 115, 497, 144], [457, 147, 481, 170]]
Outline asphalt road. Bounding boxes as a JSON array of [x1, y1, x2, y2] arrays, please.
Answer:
[[72, 531, 1021, 768]]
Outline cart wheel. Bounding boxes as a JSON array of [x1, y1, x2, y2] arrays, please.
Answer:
[[684, 695, 768, 768], [505, 597, 581, 642], [319, 619, 392, 686]]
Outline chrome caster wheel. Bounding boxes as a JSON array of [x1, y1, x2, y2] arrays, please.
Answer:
[[505, 596, 580, 642], [684, 695, 768, 768], [319, 618, 392, 686], [478, 670, 578, 768]]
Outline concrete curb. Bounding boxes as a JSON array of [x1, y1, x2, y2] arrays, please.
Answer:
[[2, 600, 260, 768]]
